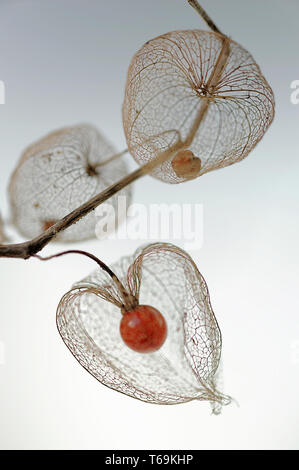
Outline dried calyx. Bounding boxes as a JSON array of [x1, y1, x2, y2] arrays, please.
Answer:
[[52, 243, 231, 413], [123, 25, 274, 183], [0, 2, 275, 260], [9, 124, 131, 242]]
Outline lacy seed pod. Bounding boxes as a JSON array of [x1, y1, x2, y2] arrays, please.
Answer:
[[57, 243, 231, 412], [122, 30, 275, 183], [9, 124, 131, 241]]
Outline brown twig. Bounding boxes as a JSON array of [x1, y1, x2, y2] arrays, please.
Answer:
[[0, 141, 183, 260], [0, 165, 144, 259], [93, 148, 128, 170], [187, 0, 223, 35], [34, 249, 137, 311], [0, 1, 228, 261]]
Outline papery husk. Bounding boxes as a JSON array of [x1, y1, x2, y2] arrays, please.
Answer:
[[123, 30, 275, 183], [57, 243, 231, 413], [9, 124, 131, 241]]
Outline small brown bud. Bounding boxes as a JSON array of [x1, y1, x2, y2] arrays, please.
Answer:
[[43, 221, 57, 231]]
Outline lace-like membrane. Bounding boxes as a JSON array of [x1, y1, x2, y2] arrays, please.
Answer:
[[9, 124, 130, 241], [123, 30, 275, 183], [57, 243, 231, 413]]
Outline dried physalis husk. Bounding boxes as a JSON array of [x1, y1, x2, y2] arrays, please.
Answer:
[[122, 30, 275, 183], [57, 243, 231, 413], [9, 124, 131, 241]]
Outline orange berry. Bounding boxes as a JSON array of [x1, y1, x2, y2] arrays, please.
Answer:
[[120, 305, 167, 353]]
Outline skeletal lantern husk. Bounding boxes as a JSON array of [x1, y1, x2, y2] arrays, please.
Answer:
[[122, 30, 275, 183], [57, 243, 231, 413], [9, 124, 131, 241]]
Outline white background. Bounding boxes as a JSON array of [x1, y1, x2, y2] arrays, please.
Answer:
[[0, 0, 298, 449]]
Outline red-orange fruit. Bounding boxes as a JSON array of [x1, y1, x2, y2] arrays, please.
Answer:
[[120, 305, 167, 353]]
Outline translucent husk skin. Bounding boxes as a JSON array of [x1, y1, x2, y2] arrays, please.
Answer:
[[57, 243, 231, 413], [9, 124, 131, 241], [123, 30, 275, 183]]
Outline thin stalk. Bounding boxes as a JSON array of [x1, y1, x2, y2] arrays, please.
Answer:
[[187, 0, 223, 35], [34, 249, 136, 311], [93, 148, 128, 170], [0, 143, 182, 260], [0, 1, 229, 261]]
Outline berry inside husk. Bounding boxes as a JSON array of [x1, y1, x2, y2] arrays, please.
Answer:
[[171, 150, 202, 180], [120, 305, 167, 353]]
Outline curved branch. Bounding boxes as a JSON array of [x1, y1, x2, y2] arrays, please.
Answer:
[[0, 140, 183, 260], [34, 249, 137, 311], [0, 2, 228, 261], [0, 165, 144, 259]]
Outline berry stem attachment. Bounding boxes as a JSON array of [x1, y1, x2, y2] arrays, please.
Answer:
[[34, 249, 137, 311], [36, 249, 167, 354]]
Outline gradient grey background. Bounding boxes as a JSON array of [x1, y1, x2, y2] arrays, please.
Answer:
[[0, 0, 298, 450]]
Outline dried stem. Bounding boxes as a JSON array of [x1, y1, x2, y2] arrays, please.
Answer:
[[94, 148, 128, 170], [0, 1, 229, 261], [34, 249, 136, 311], [0, 144, 181, 260], [187, 0, 223, 35], [0, 168, 142, 259]]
